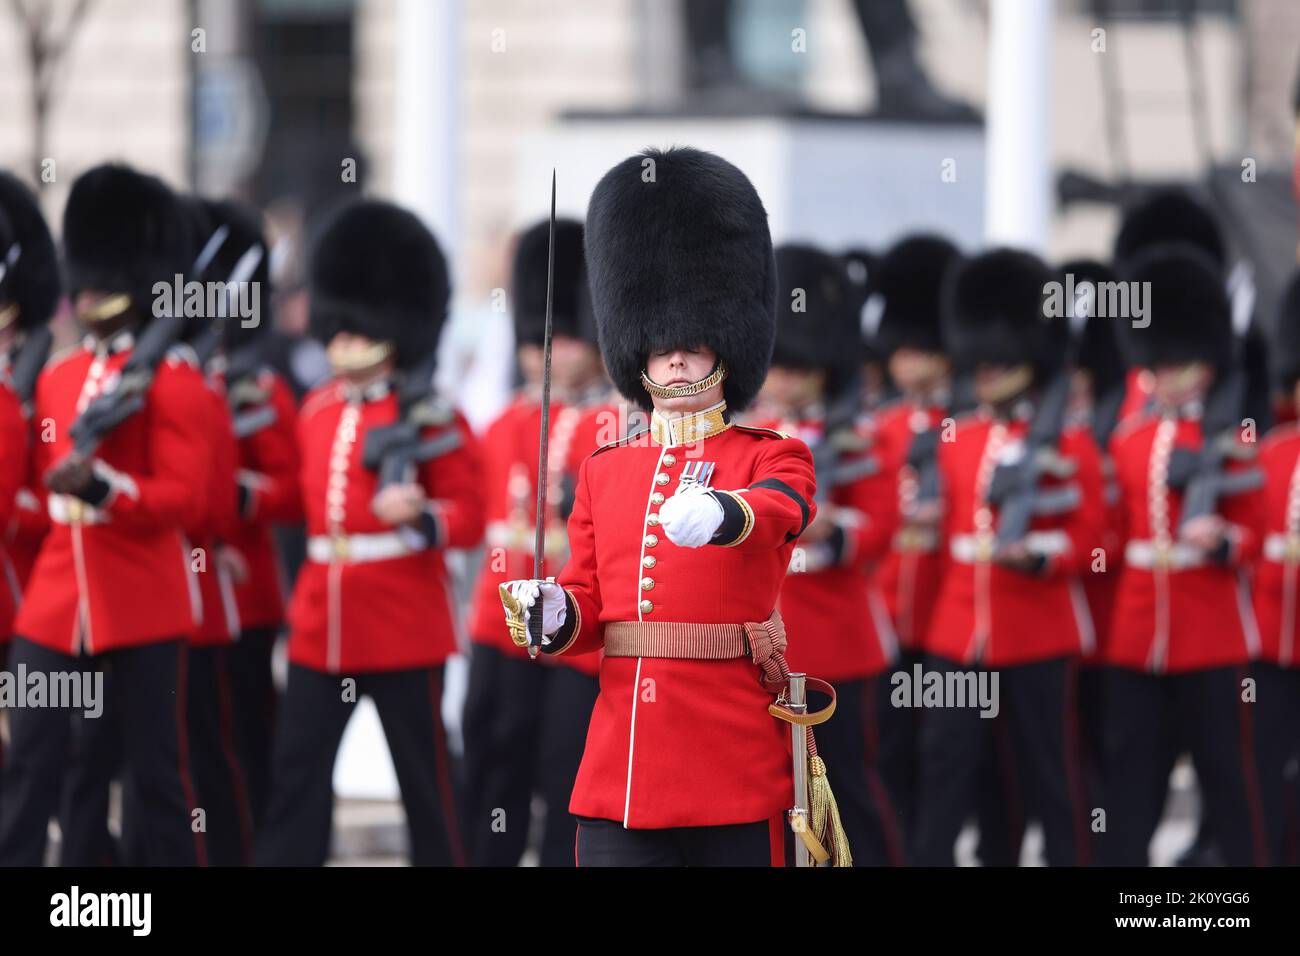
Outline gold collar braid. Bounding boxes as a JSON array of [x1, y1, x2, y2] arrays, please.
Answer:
[[0, 303, 17, 332], [649, 400, 731, 446], [640, 362, 728, 400]]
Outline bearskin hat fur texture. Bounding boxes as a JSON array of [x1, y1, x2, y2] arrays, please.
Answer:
[[0, 172, 59, 330], [1274, 269, 1300, 392], [308, 198, 450, 368], [1060, 258, 1126, 395], [584, 146, 775, 411], [771, 243, 859, 398], [1114, 188, 1225, 270], [511, 217, 594, 347], [63, 164, 190, 317], [1117, 243, 1231, 370], [874, 234, 961, 356], [943, 247, 1064, 381]]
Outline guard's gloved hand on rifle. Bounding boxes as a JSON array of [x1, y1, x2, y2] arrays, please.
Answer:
[[659, 485, 725, 548], [45, 454, 111, 505], [993, 539, 1048, 576], [502, 578, 568, 643], [1179, 514, 1235, 564]]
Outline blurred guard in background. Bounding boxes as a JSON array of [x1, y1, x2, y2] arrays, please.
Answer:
[[256, 199, 483, 867], [911, 250, 1103, 867], [867, 234, 961, 840], [1248, 271, 1300, 866], [751, 243, 903, 866], [1102, 245, 1268, 867], [461, 218, 602, 866], [0, 165, 212, 866]]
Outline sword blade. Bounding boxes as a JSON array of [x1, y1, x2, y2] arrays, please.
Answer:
[[528, 170, 557, 658]]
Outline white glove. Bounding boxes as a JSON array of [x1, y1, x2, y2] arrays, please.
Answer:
[[504, 577, 567, 641], [658, 485, 725, 548]]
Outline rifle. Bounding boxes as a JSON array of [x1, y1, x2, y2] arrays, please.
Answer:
[[811, 371, 877, 499], [1167, 361, 1262, 528], [68, 312, 187, 456], [986, 360, 1082, 549], [907, 371, 976, 508], [360, 345, 461, 489], [7, 325, 52, 414]]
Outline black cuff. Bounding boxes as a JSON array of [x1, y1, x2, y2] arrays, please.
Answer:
[[708, 491, 748, 546], [415, 510, 441, 549], [823, 525, 848, 566], [73, 474, 112, 507], [542, 592, 578, 655], [1208, 537, 1232, 565], [236, 482, 254, 519]]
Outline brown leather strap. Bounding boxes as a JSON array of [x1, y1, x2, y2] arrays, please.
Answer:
[[768, 678, 837, 727], [603, 611, 791, 691]]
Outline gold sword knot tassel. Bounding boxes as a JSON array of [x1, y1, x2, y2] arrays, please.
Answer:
[[499, 584, 530, 649]]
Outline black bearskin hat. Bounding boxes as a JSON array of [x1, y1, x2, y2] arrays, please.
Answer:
[[584, 146, 775, 411], [63, 163, 190, 318], [0, 172, 59, 330], [201, 198, 271, 353], [943, 248, 1063, 381], [874, 234, 961, 356], [1060, 258, 1126, 396], [1274, 269, 1300, 392], [1117, 243, 1231, 370], [511, 217, 594, 347], [308, 198, 450, 369], [1114, 188, 1225, 270], [771, 243, 859, 397]]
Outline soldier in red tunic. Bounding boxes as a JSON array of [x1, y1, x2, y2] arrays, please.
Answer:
[[748, 242, 903, 865], [0, 165, 213, 866], [0, 171, 58, 655], [865, 234, 961, 840], [910, 249, 1104, 867], [1247, 270, 1300, 866], [1101, 245, 1268, 867], [504, 147, 825, 866], [256, 199, 483, 867], [462, 217, 604, 866]]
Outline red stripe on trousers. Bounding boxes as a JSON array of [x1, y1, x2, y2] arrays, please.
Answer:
[[1062, 659, 1092, 866], [861, 680, 905, 866], [214, 648, 255, 865], [1235, 667, 1270, 866], [176, 644, 209, 867], [428, 669, 468, 867]]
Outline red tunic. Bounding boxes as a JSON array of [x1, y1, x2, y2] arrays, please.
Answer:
[[0, 380, 28, 643], [187, 376, 241, 647], [753, 414, 897, 681], [1250, 423, 1300, 667], [16, 336, 213, 653], [286, 378, 485, 673], [925, 410, 1105, 667], [546, 409, 817, 829], [871, 400, 949, 653], [1105, 411, 1263, 673], [226, 369, 301, 631]]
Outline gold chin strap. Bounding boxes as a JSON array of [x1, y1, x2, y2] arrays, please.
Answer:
[[640, 362, 728, 399], [328, 339, 394, 373], [77, 294, 132, 324], [0, 303, 17, 331], [981, 365, 1033, 405]]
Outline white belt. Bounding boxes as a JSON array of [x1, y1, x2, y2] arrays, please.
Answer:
[[893, 526, 940, 553], [485, 520, 569, 558], [48, 494, 108, 526], [307, 531, 418, 564], [1263, 532, 1300, 563], [949, 530, 1070, 563], [1124, 539, 1206, 570]]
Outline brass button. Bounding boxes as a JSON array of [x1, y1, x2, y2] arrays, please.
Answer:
[[639, 599, 653, 614], [644, 534, 658, 547], [655, 473, 670, 486], [651, 492, 665, 505], [646, 514, 660, 527], [333, 535, 350, 559], [662, 454, 676, 467], [642, 555, 656, 569], [641, 576, 655, 591]]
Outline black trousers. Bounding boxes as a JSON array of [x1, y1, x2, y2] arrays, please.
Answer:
[[0, 636, 205, 867], [187, 645, 255, 866], [256, 662, 464, 866], [1253, 663, 1300, 865], [1099, 666, 1267, 867], [575, 814, 789, 867], [461, 643, 599, 866], [812, 674, 904, 866], [226, 625, 279, 830], [877, 649, 925, 845], [911, 655, 1090, 866]]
